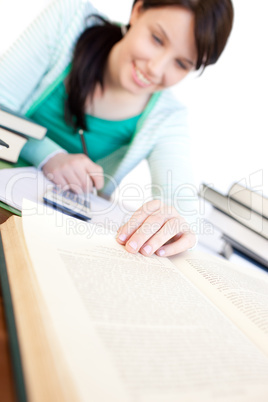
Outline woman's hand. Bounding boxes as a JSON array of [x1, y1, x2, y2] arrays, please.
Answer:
[[42, 152, 104, 193], [116, 200, 196, 257]]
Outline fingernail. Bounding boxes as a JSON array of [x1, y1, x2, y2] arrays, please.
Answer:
[[128, 241, 138, 250], [158, 249, 165, 257], [118, 233, 127, 242], [143, 245, 152, 255]]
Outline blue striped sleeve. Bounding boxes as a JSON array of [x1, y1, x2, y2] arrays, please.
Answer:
[[20, 136, 65, 168], [0, 0, 94, 112]]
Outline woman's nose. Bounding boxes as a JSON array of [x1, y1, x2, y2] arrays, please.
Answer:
[[146, 54, 168, 80]]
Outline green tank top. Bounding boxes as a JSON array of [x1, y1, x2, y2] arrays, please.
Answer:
[[30, 81, 141, 162]]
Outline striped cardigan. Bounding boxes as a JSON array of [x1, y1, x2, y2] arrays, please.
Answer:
[[0, 0, 197, 221]]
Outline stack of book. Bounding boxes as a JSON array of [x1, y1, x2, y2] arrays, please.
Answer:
[[200, 182, 268, 268], [0, 105, 47, 163]]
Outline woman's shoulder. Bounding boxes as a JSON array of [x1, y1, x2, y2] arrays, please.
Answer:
[[37, 0, 103, 60], [150, 89, 188, 119], [159, 89, 186, 109], [46, 0, 97, 13], [35, 0, 102, 38], [41, 0, 101, 24], [138, 90, 188, 137]]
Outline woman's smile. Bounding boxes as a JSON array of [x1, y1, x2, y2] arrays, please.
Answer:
[[132, 62, 154, 88]]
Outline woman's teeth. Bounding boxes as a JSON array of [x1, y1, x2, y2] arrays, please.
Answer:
[[135, 66, 151, 85]]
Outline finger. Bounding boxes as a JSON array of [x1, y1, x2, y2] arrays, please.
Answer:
[[116, 200, 164, 244], [61, 168, 86, 194], [48, 170, 68, 188], [69, 166, 96, 193], [84, 174, 97, 193], [139, 217, 185, 256], [75, 171, 95, 194], [89, 168, 104, 190], [155, 231, 197, 258], [124, 212, 170, 254], [67, 159, 94, 193], [60, 155, 102, 192]]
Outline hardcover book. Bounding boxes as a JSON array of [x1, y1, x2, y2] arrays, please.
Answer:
[[0, 201, 268, 401], [0, 106, 47, 163]]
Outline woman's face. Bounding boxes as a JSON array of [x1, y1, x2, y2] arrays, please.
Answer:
[[108, 1, 197, 96]]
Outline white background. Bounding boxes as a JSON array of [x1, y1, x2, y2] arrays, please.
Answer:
[[0, 0, 267, 197]]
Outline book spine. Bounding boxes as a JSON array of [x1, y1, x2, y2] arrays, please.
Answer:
[[200, 184, 268, 239], [205, 207, 268, 267], [222, 234, 268, 269], [229, 183, 268, 219]]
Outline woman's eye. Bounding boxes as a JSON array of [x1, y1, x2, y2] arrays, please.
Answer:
[[176, 60, 188, 70], [152, 34, 163, 45]]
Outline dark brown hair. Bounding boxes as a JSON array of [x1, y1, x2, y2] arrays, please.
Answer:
[[66, 0, 234, 130]]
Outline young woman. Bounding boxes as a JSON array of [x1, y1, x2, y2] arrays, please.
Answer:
[[0, 0, 233, 257]]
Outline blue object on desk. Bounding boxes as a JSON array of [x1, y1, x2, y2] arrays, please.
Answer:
[[43, 186, 92, 221]]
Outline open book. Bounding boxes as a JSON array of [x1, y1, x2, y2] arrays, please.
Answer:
[[1, 200, 268, 402]]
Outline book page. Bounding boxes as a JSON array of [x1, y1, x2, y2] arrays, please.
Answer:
[[0, 127, 27, 162], [171, 251, 268, 357], [0, 167, 50, 209], [21, 200, 268, 401], [0, 167, 128, 227]]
